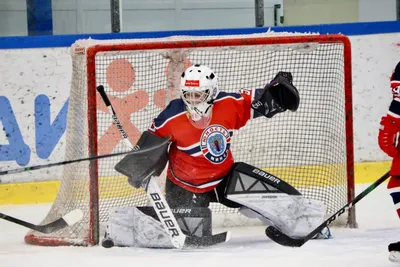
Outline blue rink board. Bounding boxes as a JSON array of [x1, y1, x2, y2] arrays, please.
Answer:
[[0, 20, 399, 50]]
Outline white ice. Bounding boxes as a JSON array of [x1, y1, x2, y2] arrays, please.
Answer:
[[1, 183, 400, 267]]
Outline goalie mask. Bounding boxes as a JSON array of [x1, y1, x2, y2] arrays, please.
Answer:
[[180, 65, 219, 129]]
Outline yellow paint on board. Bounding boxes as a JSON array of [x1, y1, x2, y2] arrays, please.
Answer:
[[0, 161, 393, 205], [0, 181, 60, 204], [354, 161, 391, 183]]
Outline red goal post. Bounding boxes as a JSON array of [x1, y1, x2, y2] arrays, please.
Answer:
[[25, 32, 354, 246]]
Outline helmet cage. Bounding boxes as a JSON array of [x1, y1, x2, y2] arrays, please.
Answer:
[[179, 65, 219, 124], [182, 88, 211, 106]]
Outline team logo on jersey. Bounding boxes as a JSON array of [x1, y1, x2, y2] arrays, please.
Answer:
[[200, 125, 231, 164]]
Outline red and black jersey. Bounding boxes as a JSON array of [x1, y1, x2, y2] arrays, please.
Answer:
[[149, 89, 263, 193], [384, 61, 400, 217]]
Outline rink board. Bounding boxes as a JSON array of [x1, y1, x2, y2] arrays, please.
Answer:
[[0, 160, 391, 205]]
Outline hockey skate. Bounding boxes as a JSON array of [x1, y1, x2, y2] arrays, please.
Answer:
[[389, 241, 400, 263]]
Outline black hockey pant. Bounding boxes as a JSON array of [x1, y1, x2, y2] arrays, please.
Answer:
[[165, 176, 241, 209]]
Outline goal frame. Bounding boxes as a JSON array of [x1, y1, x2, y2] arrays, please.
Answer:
[[25, 34, 354, 246]]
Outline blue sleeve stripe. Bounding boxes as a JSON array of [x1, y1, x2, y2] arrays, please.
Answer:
[[215, 92, 243, 102], [390, 192, 400, 205], [153, 99, 186, 128], [154, 111, 186, 128]]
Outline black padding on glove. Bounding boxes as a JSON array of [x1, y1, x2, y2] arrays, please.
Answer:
[[269, 72, 299, 112], [114, 131, 169, 188], [252, 71, 300, 118]]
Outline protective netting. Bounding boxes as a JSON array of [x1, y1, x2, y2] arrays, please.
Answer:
[[25, 32, 353, 246]]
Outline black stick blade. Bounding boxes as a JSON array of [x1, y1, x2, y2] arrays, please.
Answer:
[[34, 209, 83, 233], [265, 226, 305, 247], [0, 209, 83, 234]]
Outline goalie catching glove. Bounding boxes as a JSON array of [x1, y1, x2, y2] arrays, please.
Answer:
[[252, 71, 300, 118]]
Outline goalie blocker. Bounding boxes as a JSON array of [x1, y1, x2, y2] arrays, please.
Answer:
[[109, 132, 330, 248], [114, 131, 169, 188]]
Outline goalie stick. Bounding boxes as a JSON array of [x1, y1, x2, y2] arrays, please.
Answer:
[[97, 85, 230, 248], [0, 209, 83, 233], [266, 170, 390, 247], [0, 146, 167, 176]]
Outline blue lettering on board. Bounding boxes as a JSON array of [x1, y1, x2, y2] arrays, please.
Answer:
[[0, 96, 31, 166], [35, 95, 69, 159], [0, 95, 69, 166]]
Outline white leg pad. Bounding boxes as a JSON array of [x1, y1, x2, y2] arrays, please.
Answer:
[[390, 251, 400, 264], [230, 193, 326, 237], [105, 206, 173, 248]]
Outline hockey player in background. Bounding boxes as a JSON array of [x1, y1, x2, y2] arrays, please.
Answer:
[[107, 64, 330, 248], [378, 61, 400, 263]]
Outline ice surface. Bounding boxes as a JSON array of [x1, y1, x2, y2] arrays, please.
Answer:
[[1, 183, 399, 267]]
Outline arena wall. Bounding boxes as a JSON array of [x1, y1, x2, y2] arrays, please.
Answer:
[[0, 21, 399, 204]]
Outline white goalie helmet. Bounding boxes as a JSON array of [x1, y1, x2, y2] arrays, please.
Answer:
[[180, 64, 219, 128]]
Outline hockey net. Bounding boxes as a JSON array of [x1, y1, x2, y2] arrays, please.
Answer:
[[25, 32, 354, 246]]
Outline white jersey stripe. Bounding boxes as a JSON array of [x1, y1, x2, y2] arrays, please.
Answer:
[[214, 95, 244, 103], [388, 110, 400, 118], [177, 142, 201, 150], [388, 187, 400, 194]]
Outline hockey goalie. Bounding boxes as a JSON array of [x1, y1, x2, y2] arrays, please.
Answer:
[[104, 65, 331, 248]]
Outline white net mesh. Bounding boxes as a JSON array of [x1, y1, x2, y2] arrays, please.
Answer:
[[25, 32, 354, 246]]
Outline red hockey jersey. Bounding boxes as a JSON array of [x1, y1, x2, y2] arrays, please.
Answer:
[[385, 61, 400, 217], [388, 61, 400, 118], [149, 89, 264, 193]]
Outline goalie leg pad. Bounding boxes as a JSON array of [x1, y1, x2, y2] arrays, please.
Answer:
[[104, 206, 212, 248], [105, 206, 174, 248], [225, 162, 328, 238], [139, 206, 212, 237], [228, 193, 327, 238]]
